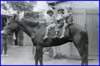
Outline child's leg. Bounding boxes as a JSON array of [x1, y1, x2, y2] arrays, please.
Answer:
[[55, 26, 59, 36], [60, 21, 68, 38], [44, 26, 50, 39], [44, 24, 55, 39]]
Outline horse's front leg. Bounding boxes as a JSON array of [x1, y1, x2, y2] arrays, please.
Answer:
[[35, 46, 43, 65], [35, 46, 39, 65], [39, 47, 43, 65]]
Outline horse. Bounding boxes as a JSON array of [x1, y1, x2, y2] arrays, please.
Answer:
[[10, 12, 88, 65]]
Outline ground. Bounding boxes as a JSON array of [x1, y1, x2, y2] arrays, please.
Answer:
[[1, 45, 98, 65]]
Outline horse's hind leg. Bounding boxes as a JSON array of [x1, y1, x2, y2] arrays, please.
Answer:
[[73, 41, 88, 65], [81, 43, 88, 65]]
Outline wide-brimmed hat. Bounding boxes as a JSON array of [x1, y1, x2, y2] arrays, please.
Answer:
[[47, 10, 54, 14], [57, 8, 65, 14]]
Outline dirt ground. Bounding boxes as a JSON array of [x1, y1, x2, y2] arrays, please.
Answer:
[[1, 46, 98, 65]]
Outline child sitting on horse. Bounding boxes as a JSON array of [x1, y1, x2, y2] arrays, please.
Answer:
[[55, 8, 67, 38], [43, 10, 57, 39], [55, 8, 73, 38], [66, 7, 73, 25]]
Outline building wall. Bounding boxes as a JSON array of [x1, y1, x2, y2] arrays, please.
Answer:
[[86, 9, 98, 57]]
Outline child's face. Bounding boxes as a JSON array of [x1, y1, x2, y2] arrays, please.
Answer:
[[58, 11, 61, 14], [48, 12, 53, 16], [58, 10, 64, 14]]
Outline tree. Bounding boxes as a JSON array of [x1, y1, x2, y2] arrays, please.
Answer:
[[9, 1, 34, 11]]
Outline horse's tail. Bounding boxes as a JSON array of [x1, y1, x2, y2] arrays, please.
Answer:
[[80, 31, 88, 64]]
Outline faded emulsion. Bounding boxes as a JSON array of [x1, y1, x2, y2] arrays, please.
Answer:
[[1, 1, 99, 65]]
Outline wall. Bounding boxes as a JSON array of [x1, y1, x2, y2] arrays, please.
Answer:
[[86, 9, 98, 58]]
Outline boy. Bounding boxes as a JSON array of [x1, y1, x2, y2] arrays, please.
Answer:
[[56, 8, 73, 38], [43, 10, 56, 39], [56, 8, 67, 38]]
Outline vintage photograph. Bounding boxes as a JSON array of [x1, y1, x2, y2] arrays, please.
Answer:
[[1, 1, 99, 65]]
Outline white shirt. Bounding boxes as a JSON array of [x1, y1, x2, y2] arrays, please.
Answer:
[[44, 14, 55, 25], [56, 14, 63, 20]]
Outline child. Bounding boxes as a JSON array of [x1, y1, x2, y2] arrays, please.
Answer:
[[66, 7, 73, 25], [43, 10, 56, 39], [56, 8, 68, 38], [56, 8, 73, 38]]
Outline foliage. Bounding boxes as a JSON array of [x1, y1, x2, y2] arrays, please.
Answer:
[[8, 1, 34, 11]]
